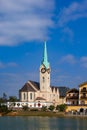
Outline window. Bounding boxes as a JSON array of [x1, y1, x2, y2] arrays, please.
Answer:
[[81, 101, 85, 105], [69, 94, 71, 96], [83, 87, 86, 90], [24, 93, 26, 100], [43, 77, 45, 82], [72, 101, 75, 105], [30, 93, 32, 100], [73, 94, 75, 96]]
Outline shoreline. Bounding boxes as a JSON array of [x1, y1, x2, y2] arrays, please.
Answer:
[[1, 111, 87, 118]]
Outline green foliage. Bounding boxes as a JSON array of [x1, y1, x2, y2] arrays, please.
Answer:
[[0, 98, 5, 104], [30, 108, 38, 111], [41, 106, 47, 111], [9, 96, 18, 102], [48, 105, 55, 111], [56, 104, 67, 112], [22, 105, 29, 111], [0, 105, 8, 112]]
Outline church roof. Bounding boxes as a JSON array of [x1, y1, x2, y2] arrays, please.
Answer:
[[29, 80, 40, 90], [19, 80, 40, 92], [51, 86, 69, 97], [58, 87, 70, 97], [19, 80, 69, 97], [66, 88, 79, 94]]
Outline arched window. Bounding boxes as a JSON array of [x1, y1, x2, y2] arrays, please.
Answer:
[[83, 87, 86, 90], [30, 93, 32, 100], [24, 93, 26, 100]]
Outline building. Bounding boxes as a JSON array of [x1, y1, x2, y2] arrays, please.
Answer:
[[79, 81, 87, 105], [66, 82, 87, 113], [66, 88, 79, 105], [19, 42, 69, 108]]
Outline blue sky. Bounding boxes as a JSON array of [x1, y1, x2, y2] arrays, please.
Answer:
[[0, 0, 87, 97]]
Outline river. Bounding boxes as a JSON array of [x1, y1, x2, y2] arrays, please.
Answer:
[[0, 116, 87, 130]]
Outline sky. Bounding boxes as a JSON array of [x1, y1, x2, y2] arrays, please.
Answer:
[[0, 0, 87, 98]]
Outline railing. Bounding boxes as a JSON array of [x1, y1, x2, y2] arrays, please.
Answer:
[[80, 96, 87, 99], [66, 96, 79, 99], [67, 104, 87, 106], [80, 89, 87, 93]]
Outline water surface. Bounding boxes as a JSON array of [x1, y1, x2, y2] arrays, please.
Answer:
[[0, 116, 87, 130]]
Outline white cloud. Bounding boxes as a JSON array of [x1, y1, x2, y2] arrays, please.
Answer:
[[60, 54, 76, 64], [7, 62, 18, 67], [60, 55, 87, 68], [0, 0, 55, 46], [58, 0, 87, 27], [0, 61, 17, 68], [61, 27, 74, 42], [0, 62, 5, 68], [80, 56, 87, 68], [58, 0, 87, 43]]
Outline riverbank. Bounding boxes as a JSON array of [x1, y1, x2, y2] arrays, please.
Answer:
[[6, 111, 65, 117], [1, 111, 87, 118]]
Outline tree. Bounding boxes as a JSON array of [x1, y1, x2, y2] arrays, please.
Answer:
[[48, 105, 55, 111], [41, 106, 47, 111], [0, 98, 5, 104], [0, 105, 8, 113], [22, 105, 29, 111], [56, 104, 67, 112], [9, 96, 18, 102]]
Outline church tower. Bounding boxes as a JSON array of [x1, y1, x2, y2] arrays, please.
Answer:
[[40, 41, 51, 92]]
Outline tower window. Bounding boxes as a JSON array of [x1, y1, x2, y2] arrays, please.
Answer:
[[43, 77, 45, 82]]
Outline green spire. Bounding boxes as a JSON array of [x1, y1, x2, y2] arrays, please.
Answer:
[[42, 41, 49, 69]]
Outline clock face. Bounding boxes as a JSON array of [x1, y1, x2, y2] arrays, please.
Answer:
[[41, 68, 46, 73]]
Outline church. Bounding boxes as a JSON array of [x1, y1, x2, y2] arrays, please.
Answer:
[[19, 42, 69, 108]]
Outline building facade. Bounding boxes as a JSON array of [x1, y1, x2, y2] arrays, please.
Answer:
[[79, 82, 87, 105], [66, 82, 87, 113], [66, 88, 79, 105]]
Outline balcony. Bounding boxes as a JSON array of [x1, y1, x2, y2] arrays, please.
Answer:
[[80, 89, 87, 93], [80, 96, 87, 99], [66, 95, 79, 100]]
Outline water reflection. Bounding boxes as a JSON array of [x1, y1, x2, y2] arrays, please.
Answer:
[[0, 116, 87, 130]]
